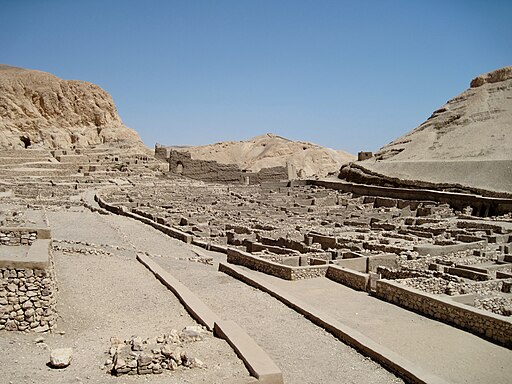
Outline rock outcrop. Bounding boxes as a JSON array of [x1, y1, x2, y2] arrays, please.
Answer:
[[341, 66, 512, 195], [0, 65, 144, 149], [165, 133, 355, 179]]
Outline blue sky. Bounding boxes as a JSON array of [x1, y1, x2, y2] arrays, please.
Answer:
[[2, 0, 511, 153]]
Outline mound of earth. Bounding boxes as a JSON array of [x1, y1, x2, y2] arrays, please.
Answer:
[[341, 66, 512, 195], [171, 133, 355, 178], [0, 64, 144, 150]]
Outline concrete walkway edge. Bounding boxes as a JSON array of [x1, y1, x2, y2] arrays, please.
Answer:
[[137, 254, 283, 384], [219, 262, 451, 384]]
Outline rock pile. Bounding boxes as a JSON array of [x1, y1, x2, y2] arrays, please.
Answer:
[[108, 326, 207, 376], [475, 295, 512, 316]]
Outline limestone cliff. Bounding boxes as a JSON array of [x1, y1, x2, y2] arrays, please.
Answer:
[[0, 64, 144, 149], [341, 66, 512, 195]]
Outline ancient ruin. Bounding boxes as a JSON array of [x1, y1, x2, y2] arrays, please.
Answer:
[[1, 65, 511, 384]]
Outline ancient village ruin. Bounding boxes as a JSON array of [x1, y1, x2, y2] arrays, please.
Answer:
[[1, 64, 512, 384]]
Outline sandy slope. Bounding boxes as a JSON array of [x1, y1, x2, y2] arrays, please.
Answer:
[[351, 66, 512, 193], [171, 133, 355, 178]]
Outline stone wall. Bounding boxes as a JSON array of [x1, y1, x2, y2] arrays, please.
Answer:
[[326, 265, 369, 291], [166, 150, 288, 184], [110, 329, 206, 375], [0, 255, 57, 332], [226, 248, 328, 280], [311, 179, 512, 216], [0, 229, 37, 246], [375, 279, 512, 347]]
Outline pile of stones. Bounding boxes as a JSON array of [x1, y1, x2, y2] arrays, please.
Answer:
[[108, 326, 207, 376], [475, 295, 512, 316]]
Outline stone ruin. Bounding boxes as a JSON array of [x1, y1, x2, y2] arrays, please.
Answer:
[[97, 176, 512, 346], [108, 326, 207, 376], [156, 146, 293, 185], [0, 208, 57, 332]]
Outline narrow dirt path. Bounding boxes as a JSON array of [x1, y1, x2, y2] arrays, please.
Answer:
[[240, 271, 512, 384]]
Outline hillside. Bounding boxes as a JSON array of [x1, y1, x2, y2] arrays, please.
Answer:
[[341, 66, 512, 195], [0, 64, 144, 149], [170, 133, 355, 179]]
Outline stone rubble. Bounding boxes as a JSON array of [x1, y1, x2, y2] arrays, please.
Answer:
[[107, 327, 207, 376]]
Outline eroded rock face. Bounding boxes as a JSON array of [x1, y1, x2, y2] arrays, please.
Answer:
[[374, 66, 512, 163], [342, 66, 512, 194], [0, 64, 143, 149]]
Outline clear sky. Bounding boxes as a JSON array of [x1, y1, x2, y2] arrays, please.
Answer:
[[2, 0, 511, 154]]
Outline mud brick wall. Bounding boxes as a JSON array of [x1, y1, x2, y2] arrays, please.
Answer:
[[0, 263, 57, 332], [375, 279, 512, 347], [167, 150, 288, 184]]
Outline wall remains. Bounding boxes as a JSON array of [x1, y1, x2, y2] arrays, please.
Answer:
[[375, 279, 512, 347], [0, 240, 57, 332], [226, 248, 328, 280], [326, 265, 369, 291], [0, 230, 37, 246], [166, 150, 289, 184]]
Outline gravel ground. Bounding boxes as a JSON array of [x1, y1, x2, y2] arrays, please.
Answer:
[[0, 208, 251, 384], [97, 210, 402, 383]]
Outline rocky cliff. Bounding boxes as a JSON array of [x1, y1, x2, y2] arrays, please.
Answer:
[[341, 66, 512, 195], [0, 65, 144, 149]]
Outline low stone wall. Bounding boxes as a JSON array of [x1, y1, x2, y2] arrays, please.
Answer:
[[413, 240, 487, 256], [310, 178, 512, 216], [326, 265, 369, 291], [375, 279, 512, 347], [0, 228, 38, 246], [336, 257, 367, 273], [96, 195, 193, 244], [0, 243, 57, 332], [167, 150, 288, 184], [226, 248, 328, 280]]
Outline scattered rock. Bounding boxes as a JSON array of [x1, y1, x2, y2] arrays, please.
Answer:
[[49, 348, 73, 368]]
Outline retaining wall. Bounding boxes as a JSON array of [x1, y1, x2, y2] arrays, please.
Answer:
[[226, 248, 328, 280], [0, 228, 50, 246], [375, 279, 512, 347], [310, 179, 512, 216], [0, 240, 57, 332], [413, 240, 487, 256], [326, 265, 369, 291]]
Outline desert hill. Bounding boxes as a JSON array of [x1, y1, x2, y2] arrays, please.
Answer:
[[341, 66, 512, 195], [0, 64, 144, 149], [170, 133, 355, 179]]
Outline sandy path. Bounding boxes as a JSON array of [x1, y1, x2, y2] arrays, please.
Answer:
[[227, 267, 512, 384]]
